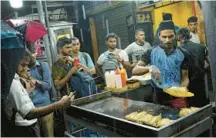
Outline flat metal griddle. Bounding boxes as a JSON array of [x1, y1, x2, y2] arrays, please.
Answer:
[[65, 92, 212, 137]]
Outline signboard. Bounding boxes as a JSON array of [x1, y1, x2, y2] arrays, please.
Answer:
[[135, 0, 155, 8], [136, 11, 152, 23]]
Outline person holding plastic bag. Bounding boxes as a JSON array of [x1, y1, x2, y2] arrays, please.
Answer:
[[133, 21, 190, 108]]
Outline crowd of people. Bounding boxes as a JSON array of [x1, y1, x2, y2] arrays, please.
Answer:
[[2, 14, 210, 137]]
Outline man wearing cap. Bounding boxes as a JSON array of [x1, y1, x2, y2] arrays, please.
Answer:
[[176, 27, 210, 107], [155, 13, 179, 38], [133, 20, 190, 108], [187, 16, 200, 44], [153, 13, 179, 45]]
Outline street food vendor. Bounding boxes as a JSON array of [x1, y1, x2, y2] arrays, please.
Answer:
[[132, 20, 190, 108]]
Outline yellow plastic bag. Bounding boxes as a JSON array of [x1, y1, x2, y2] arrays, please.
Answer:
[[163, 87, 194, 98]]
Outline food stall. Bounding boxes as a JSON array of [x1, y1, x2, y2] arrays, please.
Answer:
[[64, 92, 212, 137], [64, 72, 213, 137]]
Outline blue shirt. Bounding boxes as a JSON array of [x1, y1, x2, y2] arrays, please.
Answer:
[[29, 61, 52, 107], [141, 45, 189, 89]]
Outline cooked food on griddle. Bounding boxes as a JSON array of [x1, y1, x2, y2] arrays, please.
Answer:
[[179, 107, 200, 117], [157, 118, 174, 127], [138, 113, 154, 124], [163, 87, 194, 98], [190, 107, 199, 112], [136, 111, 148, 120], [125, 111, 173, 127], [125, 111, 139, 121], [148, 114, 162, 127]]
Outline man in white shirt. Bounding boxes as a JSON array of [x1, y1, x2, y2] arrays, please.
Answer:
[[125, 29, 151, 67], [96, 33, 131, 77], [3, 50, 74, 137], [188, 16, 200, 44]]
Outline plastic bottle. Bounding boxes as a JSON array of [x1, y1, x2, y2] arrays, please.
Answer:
[[105, 71, 111, 87], [109, 71, 116, 88], [120, 68, 127, 87], [115, 69, 122, 88]]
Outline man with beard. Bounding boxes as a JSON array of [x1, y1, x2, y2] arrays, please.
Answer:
[[52, 37, 96, 96], [70, 37, 96, 75], [153, 13, 179, 46], [132, 21, 190, 108], [23, 49, 53, 137], [176, 27, 210, 107], [187, 16, 200, 44], [96, 33, 131, 77], [52, 37, 82, 96], [124, 29, 151, 67]]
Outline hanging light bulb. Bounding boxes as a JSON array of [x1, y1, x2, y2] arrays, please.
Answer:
[[10, 0, 23, 8]]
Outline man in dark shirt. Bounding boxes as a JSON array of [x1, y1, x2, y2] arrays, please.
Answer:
[[133, 21, 190, 108], [176, 27, 210, 107]]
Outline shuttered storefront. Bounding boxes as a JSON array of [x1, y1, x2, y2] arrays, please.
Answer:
[[92, 3, 134, 54]]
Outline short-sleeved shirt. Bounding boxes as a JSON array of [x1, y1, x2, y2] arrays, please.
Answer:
[[190, 32, 200, 44], [52, 52, 95, 96], [141, 45, 189, 89], [181, 40, 208, 78], [97, 48, 129, 70], [124, 42, 151, 63], [52, 58, 72, 96], [4, 73, 37, 126]]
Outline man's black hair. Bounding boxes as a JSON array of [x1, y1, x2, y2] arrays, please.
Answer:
[[163, 13, 173, 21], [187, 16, 198, 23], [159, 20, 175, 32], [105, 32, 118, 41], [57, 37, 72, 48], [20, 49, 33, 63], [71, 37, 79, 41], [176, 27, 191, 40]]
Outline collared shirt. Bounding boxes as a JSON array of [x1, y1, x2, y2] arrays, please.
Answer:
[[4, 73, 37, 126], [190, 32, 200, 44], [29, 61, 52, 107]]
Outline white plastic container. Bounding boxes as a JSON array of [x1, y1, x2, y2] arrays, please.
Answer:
[[105, 71, 111, 87], [109, 71, 116, 88], [115, 69, 122, 88]]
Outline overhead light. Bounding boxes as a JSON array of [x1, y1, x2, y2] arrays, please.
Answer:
[[10, 0, 23, 8]]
